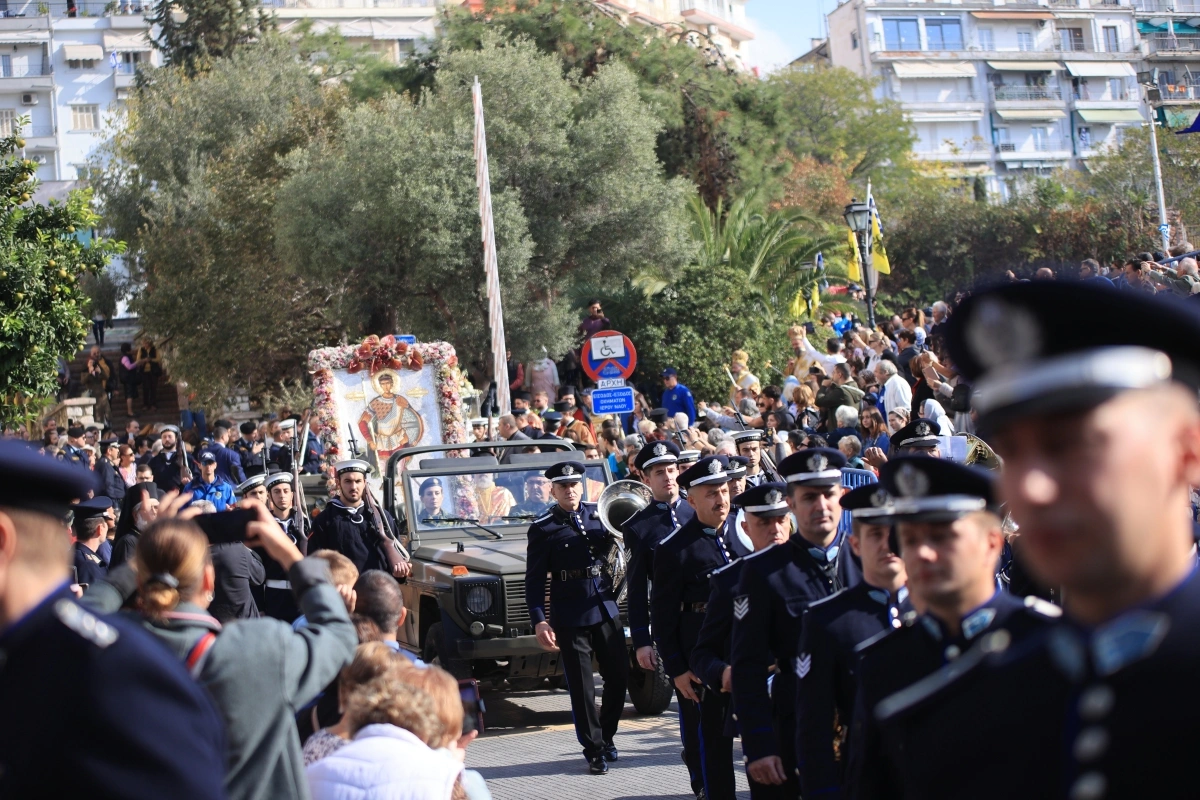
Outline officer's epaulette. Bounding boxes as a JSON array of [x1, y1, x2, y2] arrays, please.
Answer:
[[533, 512, 554, 524], [657, 523, 685, 547], [873, 628, 1014, 723], [54, 599, 118, 648], [1023, 595, 1063, 618], [712, 559, 742, 576], [805, 587, 848, 613], [855, 612, 916, 656]]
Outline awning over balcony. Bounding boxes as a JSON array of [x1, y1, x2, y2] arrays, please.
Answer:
[[893, 60, 977, 79], [1076, 109, 1145, 123], [371, 20, 425, 40], [971, 11, 1054, 20], [987, 61, 1063, 72], [0, 32, 50, 45], [103, 31, 153, 52], [995, 109, 1068, 120], [63, 45, 104, 62], [1065, 62, 1137, 78]]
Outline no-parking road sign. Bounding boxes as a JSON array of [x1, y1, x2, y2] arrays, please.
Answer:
[[582, 330, 637, 383]]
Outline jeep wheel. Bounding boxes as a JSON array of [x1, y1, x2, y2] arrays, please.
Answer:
[[627, 651, 672, 715], [423, 622, 472, 680]]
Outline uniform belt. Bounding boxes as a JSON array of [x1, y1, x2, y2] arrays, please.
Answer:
[[265, 580, 291, 590], [681, 602, 708, 614], [558, 565, 603, 581]]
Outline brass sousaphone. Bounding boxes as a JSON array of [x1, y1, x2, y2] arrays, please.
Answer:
[[596, 480, 654, 602]]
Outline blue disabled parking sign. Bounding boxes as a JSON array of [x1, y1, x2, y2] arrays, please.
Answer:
[[590, 387, 636, 415]]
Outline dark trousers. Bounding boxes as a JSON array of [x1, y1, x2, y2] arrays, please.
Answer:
[[558, 616, 629, 758], [697, 689, 736, 799], [677, 692, 705, 794], [143, 373, 158, 408], [92, 321, 105, 345]]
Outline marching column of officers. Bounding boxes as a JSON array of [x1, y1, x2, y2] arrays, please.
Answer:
[[528, 281, 1200, 800]]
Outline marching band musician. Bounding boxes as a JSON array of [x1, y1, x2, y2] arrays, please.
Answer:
[[731, 448, 860, 798], [689, 481, 792, 799], [525, 461, 628, 775], [730, 430, 768, 487]]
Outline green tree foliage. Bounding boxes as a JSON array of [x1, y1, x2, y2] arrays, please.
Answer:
[[390, 0, 788, 207], [276, 37, 692, 377], [148, 0, 275, 74], [94, 43, 343, 406], [0, 124, 122, 428]]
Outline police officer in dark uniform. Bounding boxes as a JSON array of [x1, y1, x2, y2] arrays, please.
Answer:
[[0, 440, 227, 799], [690, 482, 793, 800], [234, 420, 268, 477], [72, 496, 112, 589], [794, 483, 911, 799], [308, 460, 410, 578], [887, 417, 943, 456], [525, 460, 628, 775], [731, 448, 861, 796], [849, 456, 1057, 799], [858, 282, 1200, 799], [652, 455, 738, 799], [730, 429, 768, 486], [60, 425, 88, 467]]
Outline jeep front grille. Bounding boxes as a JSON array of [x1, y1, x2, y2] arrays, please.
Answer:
[[502, 576, 626, 630]]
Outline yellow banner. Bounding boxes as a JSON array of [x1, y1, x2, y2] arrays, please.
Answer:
[[870, 212, 891, 275], [847, 229, 863, 282]]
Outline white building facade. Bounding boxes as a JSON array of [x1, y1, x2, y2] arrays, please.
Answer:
[[825, 0, 1146, 195]]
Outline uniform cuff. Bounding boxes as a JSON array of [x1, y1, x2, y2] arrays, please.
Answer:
[[701, 661, 728, 690], [662, 652, 689, 678], [530, 607, 547, 626], [741, 729, 779, 763], [631, 627, 652, 649]]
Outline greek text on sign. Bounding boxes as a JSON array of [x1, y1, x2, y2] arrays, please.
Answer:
[[590, 335, 626, 361], [591, 387, 636, 415], [597, 378, 626, 389]]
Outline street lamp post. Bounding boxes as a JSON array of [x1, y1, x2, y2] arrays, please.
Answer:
[[1140, 76, 1172, 253], [843, 198, 876, 330]]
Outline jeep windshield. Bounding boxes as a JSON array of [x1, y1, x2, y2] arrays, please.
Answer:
[[405, 463, 607, 533]]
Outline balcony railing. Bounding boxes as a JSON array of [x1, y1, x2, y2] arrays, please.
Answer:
[[1074, 87, 1134, 101], [1149, 34, 1200, 53], [993, 86, 1065, 102], [1161, 83, 1200, 100], [997, 139, 1070, 154], [1133, 0, 1200, 11], [262, 0, 438, 7], [0, 2, 144, 17], [0, 61, 51, 78], [1049, 0, 1080, 6], [898, 90, 979, 103]]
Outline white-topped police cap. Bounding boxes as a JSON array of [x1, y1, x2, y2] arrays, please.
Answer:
[[778, 448, 846, 486], [839, 483, 894, 520], [236, 474, 266, 495], [879, 455, 997, 522], [634, 440, 680, 472], [735, 481, 790, 517], [0, 439, 99, 518], [545, 460, 586, 483], [676, 449, 702, 466], [679, 455, 731, 489], [264, 471, 293, 490], [335, 459, 372, 476], [891, 418, 942, 450], [730, 429, 764, 445], [470, 417, 488, 427], [726, 455, 750, 479], [279, 419, 297, 431], [946, 281, 1200, 429]]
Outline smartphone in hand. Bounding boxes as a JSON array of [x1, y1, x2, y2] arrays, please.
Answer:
[[194, 509, 257, 545]]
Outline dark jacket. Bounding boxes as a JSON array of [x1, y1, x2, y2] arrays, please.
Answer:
[[307, 499, 399, 575], [200, 442, 246, 485], [150, 449, 195, 494], [82, 558, 356, 800], [73, 542, 109, 588], [523, 502, 618, 629], [209, 543, 266, 623], [95, 459, 127, 503], [623, 497, 694, 649], [109, 530, 140, 570]]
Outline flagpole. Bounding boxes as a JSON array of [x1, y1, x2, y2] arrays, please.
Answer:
[[472, 77, 510, 416]]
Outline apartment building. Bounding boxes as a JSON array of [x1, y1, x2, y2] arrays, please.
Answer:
[[823, 0, 1146, 196], [1134, 0, 1200, 126], [591, 0, 755, 68]]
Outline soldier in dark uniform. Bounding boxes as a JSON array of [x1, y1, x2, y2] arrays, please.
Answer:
[[525, 460, 628, 775], [233, 421, 267, 477], [651, 455, 737, 799], [60, 425, 88, 467], [730, 429, 768, 486], [861, 282, 1200, 799], [794, 483, 911, 799], [72, 496, 112, 588], [308, 460, 411, 579], [690, 481, 792, 800], [148, 425, 194, 493], [259, 470, 309, 621], [731, 448, 861, 796], [0, 439, 227, 799], [849, 456, 1057, 799]]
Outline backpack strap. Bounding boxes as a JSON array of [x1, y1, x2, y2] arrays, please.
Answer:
[[185, 632, 218, 677]]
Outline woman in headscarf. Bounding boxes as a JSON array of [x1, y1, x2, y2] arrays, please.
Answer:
[[110, 482, 162, 569], [922, 398, 955, 436]]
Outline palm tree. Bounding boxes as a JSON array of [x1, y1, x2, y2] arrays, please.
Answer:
[[688, 192, 848, 325]]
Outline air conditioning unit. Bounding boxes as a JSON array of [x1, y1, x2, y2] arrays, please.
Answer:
[[20, 93, 38, 106], [31, 154, 48, 165]]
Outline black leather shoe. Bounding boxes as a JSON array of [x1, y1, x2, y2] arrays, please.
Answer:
[[588, 755, 609, 775], [603, 743, 618, 762]]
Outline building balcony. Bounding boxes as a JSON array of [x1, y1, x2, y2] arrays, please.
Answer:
[[15, 124, 56, 151], [0, 61, 53, 92], [913, 141, 993, 163], [996, 140, 1073, 159], [991, 85, 1068, 106], [263, 0, 438, 7], [1132, 0, 1200, 12], [1148, 34, 1200, 54], [1160, 83, 1200, 101]]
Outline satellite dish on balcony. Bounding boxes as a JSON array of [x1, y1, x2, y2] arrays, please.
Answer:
[[1149, 17, 1170, 27]]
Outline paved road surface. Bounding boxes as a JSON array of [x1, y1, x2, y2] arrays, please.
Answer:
[[466, 680, 753, 800]]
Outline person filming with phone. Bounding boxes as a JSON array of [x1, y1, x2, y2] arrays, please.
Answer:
[[81, 493, 357, 800]]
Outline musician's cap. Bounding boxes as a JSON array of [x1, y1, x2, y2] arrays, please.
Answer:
[[779, 448, 845, 486], [542, 411, 563, 425], [879, 456, 998, 522], [891, 419, 942, 451], [236, 474, 266, 494], [676, 449, 702, 466], [726, 455, 749, 479], [661, 367, 678, 378], [278, 419, 296, 431], [198, 451, 217, 464], [0, 439, 98, 518], [545, 460, 585, 483], [839, 483, 894, 520], [679, 456, 731, 489], [730, 429, 763, 445], [100, 439, 119, 451], [74, 495, 113, 520], [265, 472, 293, 490], [734, 481, 790, 517], [649, 408, 669, 423], [513, 407, 529, 417], [239, 421, 257, 436], [335, 459, 371, 476], [945, 281, 1200, 429], [634, 440, 680, 472]]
